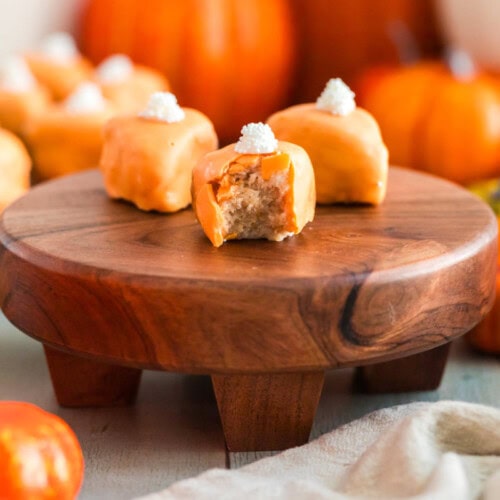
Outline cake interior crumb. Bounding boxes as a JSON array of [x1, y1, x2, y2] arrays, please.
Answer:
[[213, 158, 292, 242]]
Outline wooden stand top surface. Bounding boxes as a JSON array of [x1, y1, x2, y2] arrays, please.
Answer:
[[0, 167, 496, 373]]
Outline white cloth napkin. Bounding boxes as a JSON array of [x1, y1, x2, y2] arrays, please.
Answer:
[[140, 401, 500, 500]]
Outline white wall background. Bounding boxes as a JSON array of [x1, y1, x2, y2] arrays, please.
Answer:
[[436, 0, 500, 72], [0, 0, 85, 61]]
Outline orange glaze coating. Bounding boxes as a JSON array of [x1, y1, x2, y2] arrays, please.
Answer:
[[100, 109, 218, 212], [267, 104, 388, 205], [192, 141, 316, 247], [26, 106, 114, 180], [0, 86, 51, 137], [0, 128, 31, 212], [97, 65, 170, 113], [24, 54, 93, 101]]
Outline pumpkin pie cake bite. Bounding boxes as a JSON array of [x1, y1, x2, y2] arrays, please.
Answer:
[[94, 54, 170, 113], [26, 82, 114, 180], [267, 78, 389, 205], [100, 91, 218, 212], [0, 128, 31, 212], [192, 122, 316, 247], [24, 32, 92, 101], [0, 57, 50, 137]]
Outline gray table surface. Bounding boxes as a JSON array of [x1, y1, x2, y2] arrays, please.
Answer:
[[0, 313, 498, 499]]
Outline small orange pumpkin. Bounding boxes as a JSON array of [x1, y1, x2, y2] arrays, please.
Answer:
[[79, 0, 296, 143], [358, 59, 500, 185], [0, 401, 84, 499]]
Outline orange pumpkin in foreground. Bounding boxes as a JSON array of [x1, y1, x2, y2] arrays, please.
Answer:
[[80, 0, 296, 143], [358, 61, 500, 185], [0, 402, 84, 499]]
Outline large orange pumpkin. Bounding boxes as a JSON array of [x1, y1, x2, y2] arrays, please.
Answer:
[[79, 0, 296, 143], [358, 61, 500, 185], [0, 402, 84, 499], [289, 0, 441, 102]]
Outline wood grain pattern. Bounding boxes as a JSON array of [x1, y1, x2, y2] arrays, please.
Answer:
[[2, 313, 499, 496], [1, 166, 495, 450], [44, 346, 142, 407], [0, 168, 497, 374], [212, 372, 324, 451], [231, 338, 500, 468], [356, 342, 451, 393], [0, 167, 496, 374]]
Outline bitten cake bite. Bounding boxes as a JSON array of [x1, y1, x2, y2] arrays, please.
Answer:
[[0, 128, 31, 212], [267, 78, 389, 205], [26, 82, 113, 180], [192, 123, 316, 247], [24, 32, 92, 101], [94, 54, 169, 113], [100, 92, 218, 212], [0, 57, 50, 137]]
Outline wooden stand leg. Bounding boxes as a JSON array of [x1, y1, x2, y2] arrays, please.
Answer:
[[357, 343, 451, 393], [44, 346, 142, 407], [211, 372, 324, 452]]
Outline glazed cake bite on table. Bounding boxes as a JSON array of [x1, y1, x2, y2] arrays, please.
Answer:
[[0, 57, 50, 137], [0, 128, 31, 212], [24, 32, 92, 101], [267, 78, 389, 205], [100, 91, 218, 212], [192, 122, 316, 247], [26, 82, 114, 180], [94, 54, 170, 113]]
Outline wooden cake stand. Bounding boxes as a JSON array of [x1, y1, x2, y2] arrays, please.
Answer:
[[0, 167, 496, 451]]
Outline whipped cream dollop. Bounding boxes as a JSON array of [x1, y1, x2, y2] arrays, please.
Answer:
[[39, 32, 79, 63], [138, 92, 185, 123], [96, 54, 134, 84], [64, 82, 106, 114], [0, 56, 36, 92], [234, 123, 278, 154], [316, 78, 356, 116]]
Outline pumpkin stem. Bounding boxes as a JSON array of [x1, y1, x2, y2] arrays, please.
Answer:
[[386, 20, 420, 65], [446, 48, 477, 81]]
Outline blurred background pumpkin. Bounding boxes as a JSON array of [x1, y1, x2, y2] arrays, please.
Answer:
[[289, 0, 442, 101], [77, 0, 444, 143], [79, 0, 296, 144], [357, 58, 500, 185]]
